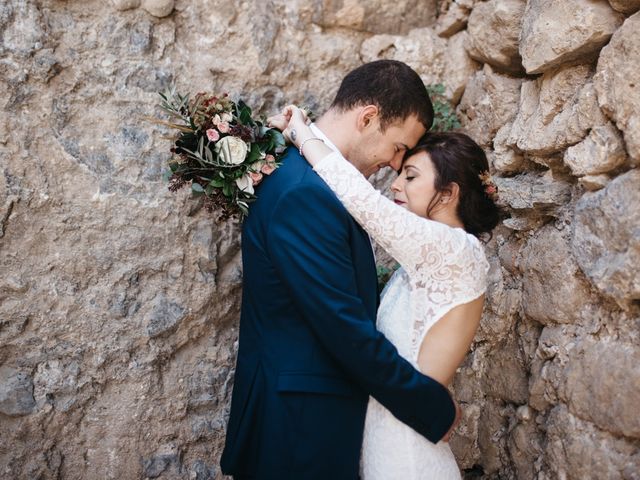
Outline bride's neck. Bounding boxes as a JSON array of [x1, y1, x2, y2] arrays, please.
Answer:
[[430, 208, 464, 231]]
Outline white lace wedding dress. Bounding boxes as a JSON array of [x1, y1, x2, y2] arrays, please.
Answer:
[[313, 152, 490, 480]]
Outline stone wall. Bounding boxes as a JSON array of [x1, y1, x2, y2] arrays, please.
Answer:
[[0, 0, 638, 478]]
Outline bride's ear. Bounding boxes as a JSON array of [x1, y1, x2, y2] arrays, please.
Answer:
[[440, 183, 461, 205], [356, 105, 379, 131]]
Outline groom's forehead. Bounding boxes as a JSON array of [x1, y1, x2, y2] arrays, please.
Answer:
[[385, 115, 425, 140]]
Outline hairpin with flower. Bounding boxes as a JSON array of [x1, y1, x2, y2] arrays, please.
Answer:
[[478, 171, 498, 202]]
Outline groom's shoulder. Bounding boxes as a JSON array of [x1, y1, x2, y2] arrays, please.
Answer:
[[258, 148, 347, 217], [268, 148, 338, 196]]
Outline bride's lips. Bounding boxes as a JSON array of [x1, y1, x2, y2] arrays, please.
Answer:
[[394, 199, 406, 205]]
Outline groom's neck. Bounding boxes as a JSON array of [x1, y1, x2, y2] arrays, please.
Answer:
[[315, 110, 356, 164]]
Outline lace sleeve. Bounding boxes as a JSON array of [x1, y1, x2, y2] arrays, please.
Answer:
[[313, 152, 475, 277]]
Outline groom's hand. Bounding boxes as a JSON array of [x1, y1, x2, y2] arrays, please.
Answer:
[[442, 399, 461, 442]]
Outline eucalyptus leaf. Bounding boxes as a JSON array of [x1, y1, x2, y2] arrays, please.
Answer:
[[204, 145, 214, 164], [198, 135, 205, 156]]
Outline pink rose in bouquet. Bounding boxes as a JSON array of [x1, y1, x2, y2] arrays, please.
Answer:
[[250, 171, 264, 186], [260, 154, 277, 175], [217, 121, 231, 133], [206, 128, 220, 142]]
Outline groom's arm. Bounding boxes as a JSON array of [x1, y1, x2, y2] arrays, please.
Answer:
[[266, 181, 456, 443]]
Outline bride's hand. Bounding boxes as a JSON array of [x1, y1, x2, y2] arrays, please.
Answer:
[[282, 105, 309, 145], [267, 105, 310, 146], [266, 109, 291, 133]]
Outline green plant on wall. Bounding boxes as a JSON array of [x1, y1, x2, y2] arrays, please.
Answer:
[[427, 83, 461, 132], [376, 263, 400, 294]]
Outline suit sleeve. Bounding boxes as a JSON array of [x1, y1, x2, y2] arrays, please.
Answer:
[[266, 181, 456, 443]]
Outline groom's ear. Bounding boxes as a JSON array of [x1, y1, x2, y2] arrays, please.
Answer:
[[356, 105, 380, 131]]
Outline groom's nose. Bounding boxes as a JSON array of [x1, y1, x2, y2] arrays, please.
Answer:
[[389, 156, 403, 172]]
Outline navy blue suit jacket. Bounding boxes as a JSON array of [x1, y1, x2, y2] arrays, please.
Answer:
[[220, 148, 455, 479]]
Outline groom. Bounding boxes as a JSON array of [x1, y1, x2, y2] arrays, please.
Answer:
[[220, 60, 457, 479]]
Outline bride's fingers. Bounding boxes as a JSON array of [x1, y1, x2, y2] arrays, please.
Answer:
[[267, 113, 289, 131], [288, 106, 307, 125], [282, 104, 298, 119], [299, 107, 311, 125]]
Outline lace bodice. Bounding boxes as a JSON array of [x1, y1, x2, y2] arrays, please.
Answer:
[[313, 152, 489, 365]]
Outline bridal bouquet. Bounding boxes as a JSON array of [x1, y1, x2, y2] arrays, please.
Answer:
[[156, 86, 287, 219]]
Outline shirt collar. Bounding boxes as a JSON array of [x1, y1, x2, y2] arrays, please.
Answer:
[[309, 123, 339, 154]]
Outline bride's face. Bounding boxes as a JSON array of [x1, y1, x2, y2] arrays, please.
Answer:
[[390, 151, 438, 218]]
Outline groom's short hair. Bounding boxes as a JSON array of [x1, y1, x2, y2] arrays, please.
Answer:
[[330, 60, 434, 131]]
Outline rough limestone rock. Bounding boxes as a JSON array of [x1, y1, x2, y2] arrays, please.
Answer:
[[443, 30, 481, 104], [563, 122, 627, 176], [449, 402, 481, 468], [595, 12, 640, 165], [508, 65, 607, 155], [475, 251, 522, 344], [361, 28, 447, 87], [608, 0, 640, 14], [457, 64, 522, 147], [579, 174, 611, 191], [546, 405, 640, 478], [520, 0, 624, 74], [141, 0, 174, 18], [572, 169, 640, 307], [508, 410, 543, 480], [521, 225, 592, 325], [436, 0, 473, 38], [528, 325, 573, 412], [481, 334, 529, 403], [315, 0, 437, 34], [491, 122, 525, 173], [494, 171, 571, 212], [112, 0, 140, 10], [465, 0, 526, 74], [562, 339, 640, 438], [0, 366, 36, 416], [0, 0, 46, 58]]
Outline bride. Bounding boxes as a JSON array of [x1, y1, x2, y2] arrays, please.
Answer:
[[272, 105, 501, 479]]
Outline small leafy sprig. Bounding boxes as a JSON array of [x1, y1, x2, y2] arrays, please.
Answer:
[[376, 262, 400, 294], [155, 85, 287, 220], [427, 83, 461, 132]]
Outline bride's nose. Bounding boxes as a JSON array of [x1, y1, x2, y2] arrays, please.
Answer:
[[390, 177, 402, 192]]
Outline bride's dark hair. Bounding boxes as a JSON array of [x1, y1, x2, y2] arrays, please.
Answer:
[[405, 132, 502, 237]]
